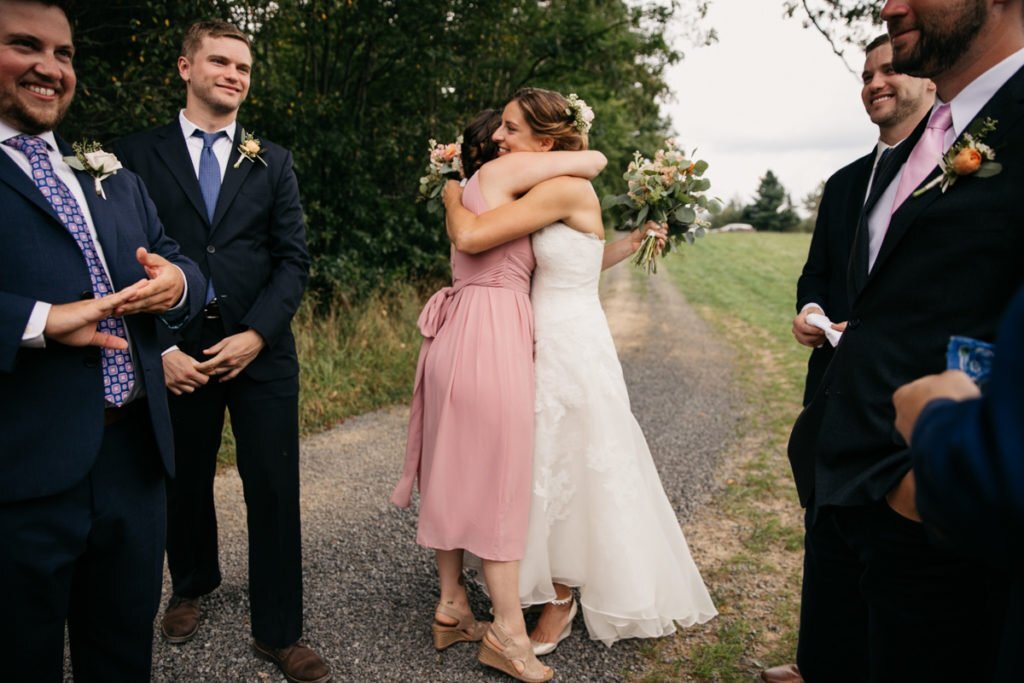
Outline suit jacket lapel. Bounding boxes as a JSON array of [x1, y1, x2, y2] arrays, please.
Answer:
[[211, 125, 252, 232], [54, 135, 125, 285], [872, 65, 1024, 279], [0, 145, 65, 227], [847, 125, 923, 303], [154, 122, 210, 225]]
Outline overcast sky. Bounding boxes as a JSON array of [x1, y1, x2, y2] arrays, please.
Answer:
[[663, 1, 879, 210]]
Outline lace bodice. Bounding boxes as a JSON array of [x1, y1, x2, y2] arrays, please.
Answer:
[[530, 223, 604, 335]]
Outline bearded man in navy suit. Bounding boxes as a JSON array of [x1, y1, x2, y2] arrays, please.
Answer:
[[0, 1, 204, 680]]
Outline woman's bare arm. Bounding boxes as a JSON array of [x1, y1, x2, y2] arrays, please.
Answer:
[[478, 151, 607, 200], [601, 222, 667, 270], [444, 177, 594, 254]]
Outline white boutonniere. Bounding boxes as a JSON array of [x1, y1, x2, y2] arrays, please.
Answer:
[[914, 117, 1002, 197], [233, 129, 268, 168], [63, 141, 122, 199]]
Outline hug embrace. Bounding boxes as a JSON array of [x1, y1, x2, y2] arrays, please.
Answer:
[[391, 87, 717, 682]]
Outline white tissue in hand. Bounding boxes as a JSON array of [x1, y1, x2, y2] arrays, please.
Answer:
[[806, 312, 843, 347]]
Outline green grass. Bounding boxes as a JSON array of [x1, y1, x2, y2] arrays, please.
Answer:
[[636, 231, 811, 680], [216, 284, 427, 465]]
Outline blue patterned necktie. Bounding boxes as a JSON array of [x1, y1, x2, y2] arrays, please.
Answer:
[[193, 129, 226, 303], [4, 134, 135, 405]]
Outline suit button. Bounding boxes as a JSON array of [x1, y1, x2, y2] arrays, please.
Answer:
[[206, 245, 216, 254], [80, 290, 94, 300], [83, 355, 100, 368]]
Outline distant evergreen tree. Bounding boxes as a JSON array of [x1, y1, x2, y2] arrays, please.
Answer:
[[742, 170, 800, 232]]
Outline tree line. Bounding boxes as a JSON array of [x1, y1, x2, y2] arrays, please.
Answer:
[[63, 0, 711, 303], [711, 170, 823, 233]]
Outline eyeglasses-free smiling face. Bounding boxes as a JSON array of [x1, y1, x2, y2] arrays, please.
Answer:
[[492, 100, 553, 155], [0, 0, 76, 135], [861, 41, 933, 129], [179, 34, 253, 118]]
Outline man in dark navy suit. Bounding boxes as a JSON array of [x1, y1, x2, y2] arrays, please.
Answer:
[[792, 34, 934, 406], [893, 285, 1024, 683], [0, 1, 204, 680], [115, 19, 325, 683], [787, 0, 1024, 679]]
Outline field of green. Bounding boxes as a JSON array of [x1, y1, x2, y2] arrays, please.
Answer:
[[669, 231, 812, 422], [641, 231, 813, 681]]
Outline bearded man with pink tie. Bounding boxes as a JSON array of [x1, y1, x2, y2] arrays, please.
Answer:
[[787, 1, 1024, 680]]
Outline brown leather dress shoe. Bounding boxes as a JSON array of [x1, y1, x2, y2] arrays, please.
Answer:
[[253, 640, 331, 683], [160, 595, 201, 644], [761, 663, 804, 683]]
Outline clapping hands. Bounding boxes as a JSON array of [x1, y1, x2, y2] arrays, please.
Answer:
[[113, 247, 186, 316]]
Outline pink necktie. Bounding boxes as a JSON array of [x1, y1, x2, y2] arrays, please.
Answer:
[[891, 103, 953, 213]]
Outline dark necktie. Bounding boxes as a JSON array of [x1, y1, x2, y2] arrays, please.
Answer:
[[4, 134, 135, 405], [869, 146, 893, 197], [192, 129, 226, 303]]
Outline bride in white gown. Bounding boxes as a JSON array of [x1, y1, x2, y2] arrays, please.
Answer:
[[445, 87, 716, 653]]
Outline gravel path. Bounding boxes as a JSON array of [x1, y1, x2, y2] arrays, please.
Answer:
[[133, 258, 739, 682]]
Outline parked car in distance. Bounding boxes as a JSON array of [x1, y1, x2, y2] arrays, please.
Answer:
[[713, 223, 756, 233]]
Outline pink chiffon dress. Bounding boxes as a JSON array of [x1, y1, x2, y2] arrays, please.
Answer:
[[391, 173, 536, 561]]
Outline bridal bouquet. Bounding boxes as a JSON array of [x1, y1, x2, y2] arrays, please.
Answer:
[[418, 136, 463, 214], [602, 138, 716, 274]]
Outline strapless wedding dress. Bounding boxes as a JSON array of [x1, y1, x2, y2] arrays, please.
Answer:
[[519, 223, 717, 645]]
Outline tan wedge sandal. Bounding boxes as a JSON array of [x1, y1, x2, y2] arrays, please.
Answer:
[[432, 602, 490, 650], [478, 623, 554, 682]]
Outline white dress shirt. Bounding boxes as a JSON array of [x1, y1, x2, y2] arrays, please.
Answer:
[[178, 110, 236, 181], [865, 47, 1024, 271]]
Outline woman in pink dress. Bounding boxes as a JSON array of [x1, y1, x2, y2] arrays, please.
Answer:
[[391, 108, 606, 682]]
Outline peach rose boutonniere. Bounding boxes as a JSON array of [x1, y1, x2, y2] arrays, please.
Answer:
[[64, 141, 122, 199], [233, 129, 268, 168], [914, 117, 1001, 197]]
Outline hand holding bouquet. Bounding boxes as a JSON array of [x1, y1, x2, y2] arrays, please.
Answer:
[[602, 138, 716, 273], [418, 137, 463, 214]]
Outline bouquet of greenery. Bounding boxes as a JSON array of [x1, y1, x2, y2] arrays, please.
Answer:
[[418, 136, 463, 214], [602, 138, 716, 273]]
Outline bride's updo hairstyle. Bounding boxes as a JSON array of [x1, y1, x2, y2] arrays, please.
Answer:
[[510, 88, 589, 151], [461, 108, 503, 178]]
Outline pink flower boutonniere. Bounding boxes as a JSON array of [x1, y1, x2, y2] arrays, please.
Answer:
[[914, 117, 1002, 197]]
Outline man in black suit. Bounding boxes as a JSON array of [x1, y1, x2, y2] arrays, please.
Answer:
[[787, 0, 1024, 679], [0, 1, 204, 680], [792, 34, 934, 406], [115, 20, 326, 683]]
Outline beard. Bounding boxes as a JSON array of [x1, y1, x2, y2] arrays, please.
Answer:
[[892, 0, 988, 77], [874, 89, 929, 129], [0, 88, 71, 135]]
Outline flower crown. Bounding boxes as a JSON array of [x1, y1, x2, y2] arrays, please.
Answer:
[[565, 93, 595, 134]]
